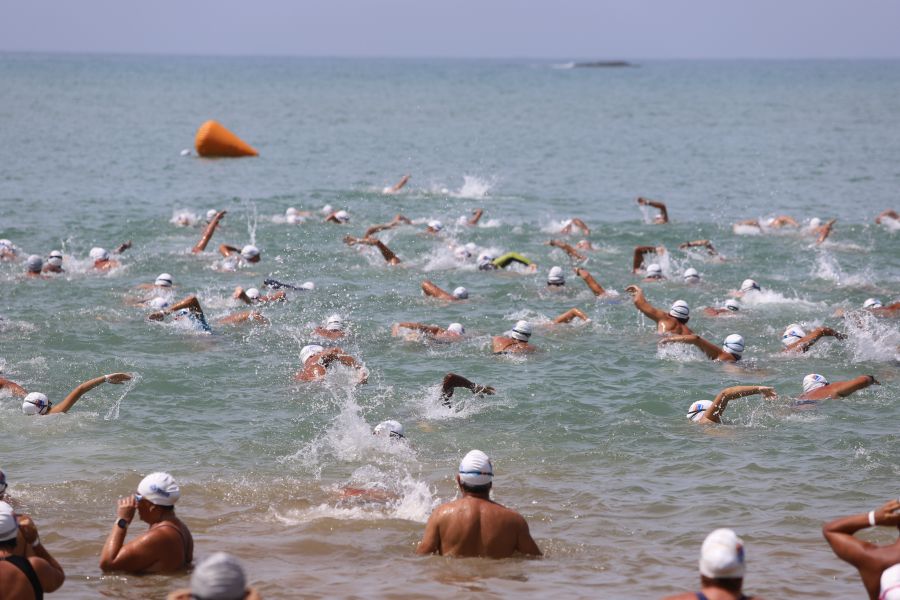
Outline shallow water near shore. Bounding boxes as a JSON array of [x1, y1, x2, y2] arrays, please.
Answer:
[[0, 54, 899, 598]]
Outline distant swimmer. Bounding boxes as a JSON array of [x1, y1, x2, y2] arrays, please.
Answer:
[[467, 208, 484, 226], [219, 244, 261, 265], [0, 372, 132, 415], [632, 246, 666, 278], [324, 209, 350, 224], [679, 239, 718, 256], [392, 321, 465, 343], [314, 314, 346, 340], [823, 496, 900, 599], [546, 266, 565, 288], [658, 333, 745, 362], [732, 278, 761, 297], [264, 278, 315, 292], [795, 373, 878, 403], [0, 239, 19, 261], [814, 218, 837, 244], [373, 419, 405, 439], [685, 385, 777, 424], [343, 235, 401, 265], [547, 239, 586, 261], [421, 280, 468, 301], [167, 552, 260, 600], [441, 373, 495, 408], [233, 286, 286, 305], [384, 174, 411, 194], [624, 285, 693, 335], [192, 210, 226, 253], [703, 299, 741, 317], [492, 320, 536, 354], [133, 273, 175, 292], [477, 251, 537, 272], [663, 528, 761, 600], [294, 344, 367, 383], [99, 472, 193, 574], [682, 268, 701, 284], [90, 247, 120, 271], [148, 295, 267, 330], [574, 267, 609, 297], [363, 214, 412, 238], [876, 209, 899, 225], [560, 218, 590, 236], [416, 450, 541, 558], [833, 298, 900, 319], [636, 197, 668, 224], [42, 250, 63, 274], [780, 323, 845, 353], [0, 502, 66, 597], [425, 220, 444, 234], [736, 215, 799, 230], [23, 255, 45, 278]]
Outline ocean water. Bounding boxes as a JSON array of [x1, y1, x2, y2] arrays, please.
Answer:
[[0, 54, 898, 599]]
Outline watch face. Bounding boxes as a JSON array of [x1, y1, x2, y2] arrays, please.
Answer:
[[117, 518, 128, 529]]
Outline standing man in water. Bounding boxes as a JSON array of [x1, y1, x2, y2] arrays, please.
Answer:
[[416, 450, 541, 558], [0, 502, 66, 597], [663, 528, 761, 600], [823, 497, 900, 599]]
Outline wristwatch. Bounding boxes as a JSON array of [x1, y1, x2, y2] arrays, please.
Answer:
[[116, 518, 129, 530]]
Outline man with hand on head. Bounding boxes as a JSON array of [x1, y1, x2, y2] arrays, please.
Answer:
[[663, 528, 762, 600], [0, 372, 132, 415], [100, 472, 193, 574], [416, 450, 541, 558], [0, 502, 65, 598], [624, 285, 693, 335]]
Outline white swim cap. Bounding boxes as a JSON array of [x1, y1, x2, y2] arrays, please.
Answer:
[[646, 263, 663, 278], [300, 344, 325, 365], [459, 450, 493, 486], [22, 392, 50, 415], [547, 266, 565, 285], [809, 217, 822, 229], [781, 323, 806, 347], [299, 281, 315, 291], [155, 273, 173, 287], [453, 246, 471, 260], [191, 552, 247, 600], [477, 252, 495, 265], [699, 528, 745, 579], [686, 399, 713, 422], [374, 419, 404, 439], [206, 209, 218, 221], [447, 322, 465, 335], [452, 286, 468, 299], [863, 298, 883, 309], [0, 239, 13, 250], [47, 250, 63, 267], [240, 245, 260, 260], [669, 300, 690, 321], [428, 219, 443, 231], [325, 314, 343, 331], [724, 299, 740, 312], [802, 373, 829, 394], [90, 247, 109, 261], [245, 287, 260, 300], [0, 502, 18, 542], [286, 207, 299, 217], [511, 320, 532, 342], [683, 268, 700, 283], [880, 564, 900, 600], [464, 242, 477, 253], [0, 470, 6, 496], [334, 210, 350, 223], [722, 334, 745, 358], [25, 255, 43, 273], [137, 472, 181, 506], [148, 296, 170, 310], [740, 279, 760, 293], [321, 204, 333, 215]]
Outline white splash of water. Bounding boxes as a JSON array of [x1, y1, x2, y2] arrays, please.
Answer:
[[104, 372, 141, 421], [170, 209, 200, 227], [842, 311, 900, 363], [449, 175, 492, 199]]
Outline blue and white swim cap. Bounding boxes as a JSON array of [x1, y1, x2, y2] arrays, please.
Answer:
[[686, 400, 713, 422], [863, 298, 883, 309], [22, 392, 50, 416], [781, 324, 806, 347], [722, 334, 745, 358], [683, 268, 700, 283], [802, 373, 829, 393]]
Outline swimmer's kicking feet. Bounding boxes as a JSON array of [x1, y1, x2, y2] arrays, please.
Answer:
[[685, 385, 777, 424], [659, 333, 745, 362], [344, 236, 401, 265], [441, 373, 495, 407], [0, 372, 132, 415], [624, 285, 692, 334], [492, 320, 536, 354]]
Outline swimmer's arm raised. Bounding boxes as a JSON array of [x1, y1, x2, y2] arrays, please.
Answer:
[[192, 210, 225, 253], [816, 218, 836, 244], [441, 373, 495, 401], [876, 210, 899, 224], [548, 240, 586, 261], [421, 280, 453, 300], [831, 375, 879, 398], [114, 240, 132, 254], [575, 267, 605, 295], [468, 208, 484, 226], [658, 334, 720, 360], [631, 246, 658, 272], [624, 285, 665, 321], [51, 373, 132, 414], [232, 287, 252, 305], [0, 377, 27, 397], [678, 239, 716, 255], [785, 327, 845, 353], [822, 498, 900, 570], [705, 386, 776, 423]]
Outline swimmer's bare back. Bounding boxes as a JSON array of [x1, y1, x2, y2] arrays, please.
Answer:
[[491, 337, 535, 354]]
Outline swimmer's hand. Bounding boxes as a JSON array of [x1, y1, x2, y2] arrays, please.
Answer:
[[636, 197, 648, 205], [875, 499, 900, 526], [473, 385, 495, 396], [105, 373, 132, 384], [624, 284, 641, 295], [16, 515, 38, 544], [116, 496, 137, 523], [148, 311, 166, 321], [867, 375, 881, 385], [759, 386, 777, 399], [233, 286, 245, 299]]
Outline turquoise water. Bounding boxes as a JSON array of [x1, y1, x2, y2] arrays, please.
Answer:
[[0, 54, 898, 598]]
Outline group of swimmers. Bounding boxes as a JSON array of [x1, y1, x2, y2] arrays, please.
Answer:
[[1, 189, 898, 599]]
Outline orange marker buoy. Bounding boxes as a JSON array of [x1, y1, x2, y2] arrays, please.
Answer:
[[194, 120, 258, 157]]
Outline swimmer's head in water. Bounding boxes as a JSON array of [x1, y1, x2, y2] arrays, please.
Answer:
[[809, 217, 822, 229], [90, 247, 109, 262], [0, 502, 17, 541], [334, 210, 350, 223], [740, 279, 760, 293], [686, 400, 713, 422], [240, 245, 260, 262], [781, 324, 806, 347], [427, 219, 443, 232], [286, 207, 299, 217], [25, 255, 43, 273], [454, 246, 471, 260], [0, 240, 14, 251], [477, 252, 496, 269], [206, 209, 218, 221], [47, 250, 63, 267], [724, 299, 740, 312], [452, 286, 469, 299], [325, 314, 343, 332], [722, 334, 745, 359], [863, 298, 883, 309], [321, 204, 333, 215], [447, 322, 465, 335], [148, 296, 170, 310], [510, 320, 532, 342], [373, 420, 404, 439], [802, 373, 829, 394], [299, 281, 315, 291], [880, 564, 900, 600], [155, 273, 173, 288], [137, 472, 181, 506], [683, 268, 700, 284], [646, 263, 663, 279], [22, 392, 50, 416], [547, 266, 565, 286], [245, 288, 261, 301], [459, 449, 493, 487], [191, 552, 247, 600], [669, 300, 690, 323], [699, 528, 745, 579], [300, 344, 325, 366]]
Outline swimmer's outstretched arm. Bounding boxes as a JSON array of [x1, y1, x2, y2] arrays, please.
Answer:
[[678, 239, 717, 255], [421, 280, 454, 300], [364, 214, 411, 238], [823, 498, 900, 573], [575, 267, 606, 296], [702, 385, 776, 423], [51, 372, 132, 414], [344, 236, 401, 265], [114, 240, 132, 254], [387, 174, 411, 193], [493, 252, 535, 269], [553, 308, 590, 324], [562, 218, 590, 235], [0, 377, 27, 397], [783, 327, 845, 353], [468, 208, 484, 226], [658, 334, 720, 360], [771, 215, 799, 227], [148, 295, 205, 321], [831, 375, 879, 398], [392, 322, 442, 336], [218, 244, 241, 258], [816, 218, 837, 244], [624, 285, 665, 322], [631, 246, 663, 272], [217, 311, 268, 326], [192, 210, 226, 253], [441, 373, 495, 405], [637, 198, 668, 223], [548, 240, 586, 261]]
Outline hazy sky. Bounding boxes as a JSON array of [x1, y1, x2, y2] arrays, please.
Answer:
[[3, 0, 900, 59]]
